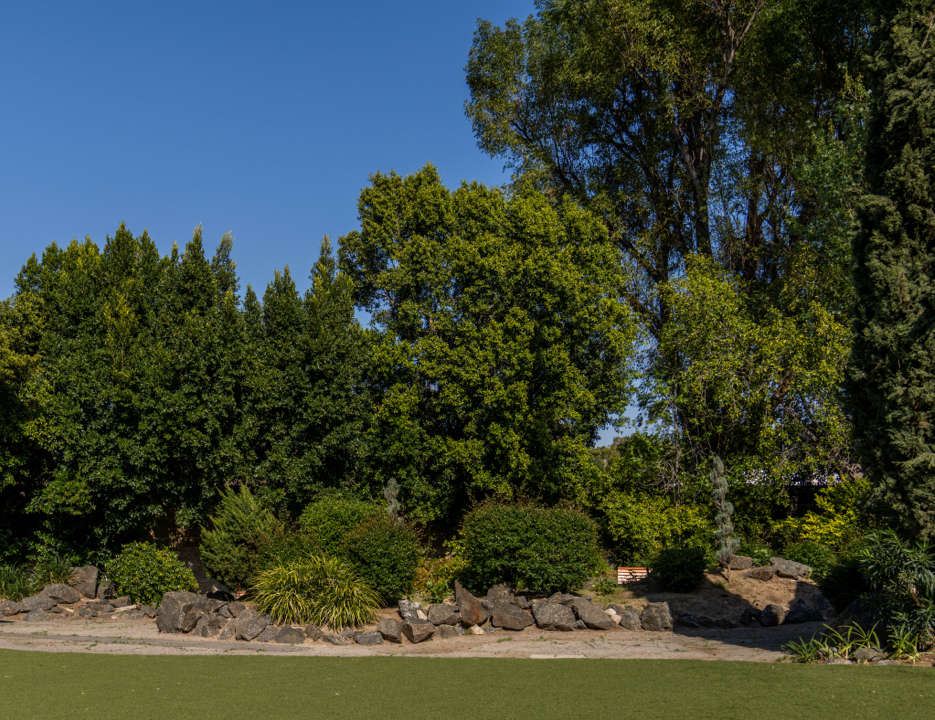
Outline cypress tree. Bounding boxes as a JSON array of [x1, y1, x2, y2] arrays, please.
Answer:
[[848, 0, 935, 537]]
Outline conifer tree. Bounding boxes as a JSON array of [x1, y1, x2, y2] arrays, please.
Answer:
[[848, 0, 935, 538]]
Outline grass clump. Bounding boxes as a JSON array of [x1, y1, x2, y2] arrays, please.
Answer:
[[252, 555, 381, 629], [0, 565, 30, 601]]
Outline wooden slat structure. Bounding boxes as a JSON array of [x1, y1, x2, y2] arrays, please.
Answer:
[[617, 567, 651, 584]]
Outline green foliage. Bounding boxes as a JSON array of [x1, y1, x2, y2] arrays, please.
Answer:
[[106, 542, 198, 606], [591, 576, 617, 598], [0, 565, 30, 601], [251, 556, 381, 629], [28, 554, 74, 594], [782, 623, 882, 663], [651, 547, 708, 593], [710, 457, 739, 568], [255, 528, 321, 573], [460, 503, 603, 594], [818, 550, 872, 615], [298, 495, 382, 557], [415, 549, 467, 604], [341, 515, 419, 602], [782, 541, 835, 579], [199, 486, 281, 590], [774, 478, 872, 552], [339, 165, 638, 525], [847, 1, 935, 538], [737, 541, 774, 568]]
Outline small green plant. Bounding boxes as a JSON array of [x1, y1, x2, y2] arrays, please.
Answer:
[[298, 495, 382, 557], [652, 546, 707, 593], [0, 564, 30, 601], [591, 576, 617, 597], [737, 541, 773, 567], [782, 623, 881, 663], [106, 542, 198, 606], [782, 540, 835, 579], [887, 623, 922, 663], [200, 485, 281, 590], [341, 515, 420, 602], [252, 556, 381, 629], [28, 554, 74, 593], [782, 635, 824, 663]]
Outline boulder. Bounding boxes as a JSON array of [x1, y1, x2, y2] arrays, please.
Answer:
[[322, 633, 351, 646], [219, 619, 237, 640], [340, 628, 363, 640], [202, 599, 226, 614], [228, 601, 247, 617], [48, 606, 63, 613], [41, 583, 80, 605], [435, 624, 462, 640], [677, 612, 701, 629], [457, 589, 489, 627], [485, 583, 514, 607], [532, 602, 576, 631], [254, 625, 280, 643], [547, 592, 577, 606], [304, 624, 323, 642], [77, 605, 92, 618], [640, 603, 673, 632], [97, 581, 117, 600], [156, 591, 208, 634], [274, 627, 306, 644], [70, 566, 99, 598], [514, 596, 529, 610], [823, 658, 852, 665], [1, 600, 23, 616], [571, 599, 615, 631], [760, 604, 785, 627], [876, 659, 901, 666], [574, 619, 587, 630], [812, 596, 836, 620], [770, 557, 812, 579], [112, 596, 132, 609], [427, 604, 460, 626], [141, 605, 157, 618], [606, 603, 627, 615], [783, 599, 811, 625], [237, 611, 272, 641], [355, 631, 384, 646], [835, 598, 878, 630], [218, 604, 232, 619], [378, 618, 403, 644], [853, 646, 885, 662], [619, 608, 642, 631], [743, 566, 776, 582], [398, 599, 427, 622], [24, 609, 55, 622], [179, 608, 204, 633], [728, 556, 754, 571], [739, 608, 762, 626], [21, 595, 57, 612], [490, 603, 534, 631], [193, 613, 226, 638], [402, 620, 435, 643], [454, 580, 469, 604], [120, 608, 147, 620]]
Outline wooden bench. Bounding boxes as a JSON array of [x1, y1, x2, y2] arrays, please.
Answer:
[[617, 567, 651, 584]]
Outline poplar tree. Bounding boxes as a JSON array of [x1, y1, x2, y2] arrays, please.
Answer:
[[849, 0, 935, 537]]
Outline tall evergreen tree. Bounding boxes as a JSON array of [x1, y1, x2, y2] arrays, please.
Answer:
[[848, 0, 935, 538]]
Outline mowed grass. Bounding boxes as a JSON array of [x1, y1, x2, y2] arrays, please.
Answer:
[[1, 650, 932, 720]]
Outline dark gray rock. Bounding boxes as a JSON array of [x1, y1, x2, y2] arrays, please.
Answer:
[[812, 596, 836, 620], [97, 581, 117, 600], [532, 602, 576, 631], [618, 608, 642, 631], [42, 583, 80, 605], [677, 612, 701, 628], [228, 602, 246, 617], [770, 557, 812, 579], [275, 627, 307, 644], [340, 628, 362, 640], [640, 603, 673, 632], [739, 608, 762, 627], [219, 619, 237, 640], [235, 610, 272, 641], [378, 618, 402, 643], [783, 599, 811, 624], [402, 620, 435, 643], [77, 605, 92, 618], [141, 605, 157, 618], [322, 633, 351, 646], [398, 599, 426, 622], [21, 595, 57, 612], [24, 609, 56, 622], [427, 604, 460, 626], [0, 600, 23, 616], [193, 612, 226, 638], [254, 625, 280, 643], [729, 556, 754, 571], [100, 604, 114, 613], [836, 598, 877, 630], [571, 599, 615, 631], [547, 592, 577, 606], [574, 619, 587, 630], [454, 580, 468, 604], [853, 646, 885, 662], [355, 631, 384, 646], [179, 608, 204, 633], [303, 624, 322, 641], [156, 591, 207, 633], [485, 583, 514, 607], [696, 615, 717, 628], [121, 608, 147, 620], [761, 604, 785, 627], [876, 659, 901, 666], [201, 599, 225, 614], [823, 658, 852, 665], [743, 566, 776, 582], [112, 596, 132, 609], [490, 603, 534, 630], [70, 566, 99, 598], [514, 596, 529, 610], [457, 588, 488, 627], [218, 604, 232, 619], [435, 624, 462, 640]]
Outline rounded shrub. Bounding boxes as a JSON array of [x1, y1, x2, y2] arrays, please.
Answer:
[[199, 486, 280, 590], [252, 555, 381, 629], [461, 503, 603, 594], [341, 515, 419, 602], [106, 542, 198, 606], [652, 546, 707, 593], [256, 528, 321, 573], [782, 540, 835, 579], [298, 495, 382, 556]]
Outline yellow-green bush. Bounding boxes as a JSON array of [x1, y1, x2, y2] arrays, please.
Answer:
[[773, 477, 871, 552], [106, 542, 198, 606]]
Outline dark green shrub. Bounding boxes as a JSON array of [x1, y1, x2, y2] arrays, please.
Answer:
[[819, 550, 871, 614], [200, 486, 280, 590], [256, 528, 321, 572], [341, 515, 419, 601], [461, 503, 603, 594], [106, 542, 198, 606], [737, 540, 773, 567], [28, 554, 74, 594], [252, 555, 381, 629], [0, 565, 30, 601], [298, 495, 383, 557], [652, 546, 707, 593], [783, 540, 835, 579]]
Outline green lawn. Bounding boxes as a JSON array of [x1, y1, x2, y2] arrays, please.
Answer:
[[1, 650, 932, 720]]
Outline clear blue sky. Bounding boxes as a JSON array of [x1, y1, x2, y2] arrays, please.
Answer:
[[0, 0, 626, 443]]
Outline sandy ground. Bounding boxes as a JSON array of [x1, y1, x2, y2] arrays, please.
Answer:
[[0, 611, 830, 662]]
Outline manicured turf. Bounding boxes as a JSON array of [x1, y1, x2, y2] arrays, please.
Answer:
[[1, 650, 932, 720]]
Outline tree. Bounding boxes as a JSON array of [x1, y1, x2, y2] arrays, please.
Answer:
[[710, 456, 739, 581], [339, 165, 639, 525], [848, 0, 935, 539]]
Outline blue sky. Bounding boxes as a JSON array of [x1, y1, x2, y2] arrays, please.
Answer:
[[0, 0, 627, 442]]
